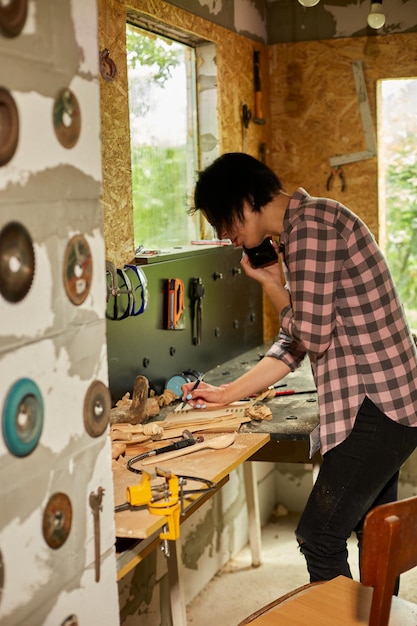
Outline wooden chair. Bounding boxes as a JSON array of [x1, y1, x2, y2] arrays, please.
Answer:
[[237, 496, 417, 626]]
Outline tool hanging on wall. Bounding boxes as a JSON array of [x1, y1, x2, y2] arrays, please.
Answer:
[[105, 260, 133, 320], [124, 263, 149, 316], [0, 221, 35, 303], [189, 277, 204, 345], [105, 261, 148, 320], [2, 377, 44, 457], [0, 0, 27, 37], [329, 60, 376, 168], [326, 166, 346, 192], [0, 87, 19, 166], [63, 234, 93, 306], [99, 48, 118, 82], [83, 380, 111, 438], [53, 88, 81, 149], [242, 103, 252, 152], [89, 486, 105, 582], [166, 278, 186, 330], [253, 51, 265, 125], [42, 492, 73, 550]]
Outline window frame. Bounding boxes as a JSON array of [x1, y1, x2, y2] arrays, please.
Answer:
[[125, 11, 219, 248]]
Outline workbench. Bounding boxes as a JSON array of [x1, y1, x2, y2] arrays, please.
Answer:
[[113, 344, 320, 626]]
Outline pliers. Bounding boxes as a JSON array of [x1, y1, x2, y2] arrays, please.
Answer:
[[326, 166, 346, 192]]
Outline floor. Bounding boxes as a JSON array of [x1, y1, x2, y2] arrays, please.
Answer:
[[186, 509, 417, 626]]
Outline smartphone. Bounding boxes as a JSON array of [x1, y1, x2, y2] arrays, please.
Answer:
[[243, 238, 278, 269]]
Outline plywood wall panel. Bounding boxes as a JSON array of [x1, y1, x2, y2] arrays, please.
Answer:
[[264, 32, 417, 340], [269, 33, 417, 235]]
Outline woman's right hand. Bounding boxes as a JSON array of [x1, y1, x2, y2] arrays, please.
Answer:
[[181, 381, 231, 409]]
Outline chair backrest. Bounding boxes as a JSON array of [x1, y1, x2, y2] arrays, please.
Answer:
[[361, 495, 417, 626]]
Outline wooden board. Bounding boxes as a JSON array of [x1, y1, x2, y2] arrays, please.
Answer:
[[243, 575, 417, 625], [113, 432, 269, 539]]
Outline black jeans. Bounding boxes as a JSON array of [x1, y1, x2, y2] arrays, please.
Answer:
[[296, 396, 417, 583]]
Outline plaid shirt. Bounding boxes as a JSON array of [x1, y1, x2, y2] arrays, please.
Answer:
[[266, 188, 417, 455]]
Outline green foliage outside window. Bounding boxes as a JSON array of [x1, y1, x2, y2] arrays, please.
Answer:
[[127, 23, 198, 251], [385, 138, 417, 328]]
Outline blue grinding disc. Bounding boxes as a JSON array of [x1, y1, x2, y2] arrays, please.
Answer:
[[2, 378, 44, 457], [165, 374, 189, 398]]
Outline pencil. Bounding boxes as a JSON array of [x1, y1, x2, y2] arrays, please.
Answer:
[[179, 373, 204, 410]]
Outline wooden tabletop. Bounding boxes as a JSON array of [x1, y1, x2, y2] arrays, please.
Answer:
[[113, 431, 269, 539], [241, 575, 417, 625]]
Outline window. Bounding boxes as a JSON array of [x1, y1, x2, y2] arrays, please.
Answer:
[[378, 78, 417, 331], [126, 21, 202, 252]]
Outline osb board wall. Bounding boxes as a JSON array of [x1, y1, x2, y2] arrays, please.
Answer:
[[262, 32, 417, 342], [98, 0, 271, 268]]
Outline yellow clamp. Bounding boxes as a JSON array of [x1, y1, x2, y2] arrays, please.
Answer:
[[126, 469, 181, 542]]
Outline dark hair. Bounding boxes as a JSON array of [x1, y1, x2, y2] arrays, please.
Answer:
[[192, 152, 283, 236]]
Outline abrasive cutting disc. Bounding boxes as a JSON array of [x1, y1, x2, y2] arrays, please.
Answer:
[[83, 380, 111, 437]]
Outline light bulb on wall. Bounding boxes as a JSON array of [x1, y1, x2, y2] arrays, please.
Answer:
[[298, 0, 320, 7], [367, 0, 386, 29]]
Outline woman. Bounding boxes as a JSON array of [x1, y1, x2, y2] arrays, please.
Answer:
[[183, 152, 417, 583]]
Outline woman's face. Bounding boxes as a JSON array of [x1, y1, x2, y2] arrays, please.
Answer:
[[219, 201, 264, 249]]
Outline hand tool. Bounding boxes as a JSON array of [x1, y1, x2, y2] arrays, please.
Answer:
[[127, 430, 203, 473], [89, 486, 105, 582], [105, 260, 134, 320], [253, 50, 265, 125], [189, 277, 205, 345], [167, 278, 186, 329], [116, 467, 216, 553], [141, 432, 236, 465], [123, 263, 149, 316]]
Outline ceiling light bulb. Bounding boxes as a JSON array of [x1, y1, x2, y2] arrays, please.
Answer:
[[367, 1, 386, 29], [298, 0, 320, 7]]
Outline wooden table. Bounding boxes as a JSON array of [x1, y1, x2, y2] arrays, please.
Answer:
[[241, 575, 417, 625], [114, 431, 269, 626]]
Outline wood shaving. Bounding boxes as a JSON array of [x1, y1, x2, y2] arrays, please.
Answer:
[[245, 403, 272, 421], [112, 442, 126, 459], [158, 388, 177, 406], [116, 392, 131, 408]]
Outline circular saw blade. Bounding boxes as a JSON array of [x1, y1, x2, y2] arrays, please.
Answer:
[[0, 221, 35, 303], [63, 234, 93, 305], [53, 88, 81, 149], [42, 492, 73, 550], [0, 87, 19, 165]]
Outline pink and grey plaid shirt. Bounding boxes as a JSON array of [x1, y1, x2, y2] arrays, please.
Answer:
[[266, 188, 417, 455]]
